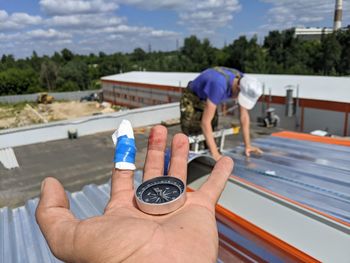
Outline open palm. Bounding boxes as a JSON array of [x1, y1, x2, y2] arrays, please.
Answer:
[[36, 125, 234, 263]]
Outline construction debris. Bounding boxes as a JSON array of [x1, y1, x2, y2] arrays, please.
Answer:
[[161, 118, 180, 127], [0, 101, 118, 130], [25, 104, 48, 123]]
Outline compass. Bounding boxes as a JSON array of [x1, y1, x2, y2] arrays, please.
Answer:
[[135, 176, 186, 215]]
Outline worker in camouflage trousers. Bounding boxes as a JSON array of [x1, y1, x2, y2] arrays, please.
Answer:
[[180, 67, 263, 161]]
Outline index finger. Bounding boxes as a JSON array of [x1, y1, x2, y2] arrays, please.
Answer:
[[168, 133, 189, 183], [143, 125, 167, 181]]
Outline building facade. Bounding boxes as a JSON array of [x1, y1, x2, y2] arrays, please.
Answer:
[[101, 72, 350, 136]]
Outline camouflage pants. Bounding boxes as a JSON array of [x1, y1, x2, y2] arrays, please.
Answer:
[[180, 87, 218, 136]]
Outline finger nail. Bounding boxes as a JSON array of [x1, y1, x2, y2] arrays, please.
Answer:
[[40, 180, 46, 192]]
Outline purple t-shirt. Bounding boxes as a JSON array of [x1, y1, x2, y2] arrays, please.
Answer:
[[190, 68, 240, 105]]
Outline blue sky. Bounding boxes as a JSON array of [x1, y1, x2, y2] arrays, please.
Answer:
[[0, 0, 349, 58]]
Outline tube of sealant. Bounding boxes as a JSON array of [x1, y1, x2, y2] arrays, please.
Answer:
[[112, 119, 136, 170]]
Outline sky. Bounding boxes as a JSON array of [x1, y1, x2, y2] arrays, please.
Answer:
[[0, 0, 349, 58]]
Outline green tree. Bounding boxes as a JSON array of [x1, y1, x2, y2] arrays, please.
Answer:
[[223, 36, 249, 71], [181, 36, 216, 71], [223, 36, 267, 73], [61, 48, 74, 62], [57, 60, 90, 91], [1, 54, 15, 68], [0, 68, 39, 95], [245, 42, 268, 73], [264, 30, 284, 66], [132, 48, 147, 62], [40, 60, 58, 91], [336, 29, 350, 75], [99, 54, 126, 76], [320, 33, 341, 75], [52, 51, 64, 65], [30, 51, 41, 72]]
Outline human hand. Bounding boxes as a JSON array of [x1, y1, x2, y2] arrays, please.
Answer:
[[36, 125, 234, 263], [212, 152, 223, 162], [245, 145, 263, 157]]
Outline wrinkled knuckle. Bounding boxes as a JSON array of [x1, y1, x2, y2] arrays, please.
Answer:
[[116, 170, 132, 179]]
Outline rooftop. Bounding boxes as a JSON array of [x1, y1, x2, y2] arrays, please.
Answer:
[[101, 71, 350, 103], [1, 128, 349, 262], [225, 134, 350, 224], [0, 116, 276, 208]]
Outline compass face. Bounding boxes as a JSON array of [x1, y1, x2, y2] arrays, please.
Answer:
[[136, 176, 185, 204]]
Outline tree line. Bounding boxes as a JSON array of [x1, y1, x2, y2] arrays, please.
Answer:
[[0, 28, 349, 96]]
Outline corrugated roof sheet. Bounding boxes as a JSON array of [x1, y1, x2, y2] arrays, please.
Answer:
[[225, 136, 350, 224], [0, 171, 292, 263], [0, 173, 141, 263]]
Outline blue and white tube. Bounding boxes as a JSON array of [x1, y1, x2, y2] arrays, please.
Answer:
[[112, 119, 136, 170]]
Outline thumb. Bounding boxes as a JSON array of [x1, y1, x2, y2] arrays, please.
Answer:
[[198, 157, 234, 204], [245, 148, 250, 157], [36, 177, 79, 261]]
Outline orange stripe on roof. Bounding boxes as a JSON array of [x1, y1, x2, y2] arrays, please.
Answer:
[[272, 131, 350, 147], [231, 175, 350, 228], [218, 233, 268, 262], [187, 186, 320, 262], [216, 205, 320, 263]]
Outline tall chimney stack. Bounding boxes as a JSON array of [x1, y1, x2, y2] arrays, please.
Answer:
[[333, 0, 343, 31]]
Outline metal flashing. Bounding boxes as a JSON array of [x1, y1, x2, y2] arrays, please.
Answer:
[[0, 148, 19, 169], [0, 103, 179, 149]]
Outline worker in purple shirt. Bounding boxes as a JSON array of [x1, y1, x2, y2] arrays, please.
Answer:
[[180, 67, 263, 160]]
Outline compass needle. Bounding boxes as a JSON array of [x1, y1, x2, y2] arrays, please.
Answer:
[[136, 176, 186, 215]]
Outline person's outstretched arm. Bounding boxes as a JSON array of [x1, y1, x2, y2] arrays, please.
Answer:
[[36, 125, 234, 263], [201, 99, 222, 161], [240, 105, 263, 157]]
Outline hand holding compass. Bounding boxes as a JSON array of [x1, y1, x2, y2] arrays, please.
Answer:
[[36, 124, 234, 263]]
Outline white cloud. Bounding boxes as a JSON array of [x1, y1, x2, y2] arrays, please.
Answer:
[[0, 10, 42, 31], [150, 30, 179, 38], [105, 35, 124, 41], [26, 29, 72, 40], [0, 31, 71, 61], [0, 10, 7, 20], [0, 32, 21, 42], [115, 0, 187, 10], [95, 25, 180, 40], [39, 0, 118, 15], [102, 24, 144, 34], [0, 29, 74, 57], [260, 0, 350, 30], [116, 0, 241, 33], [2, 0, 241, 57], [48, 14, 125, 29], [180, 0, 241, 33]]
